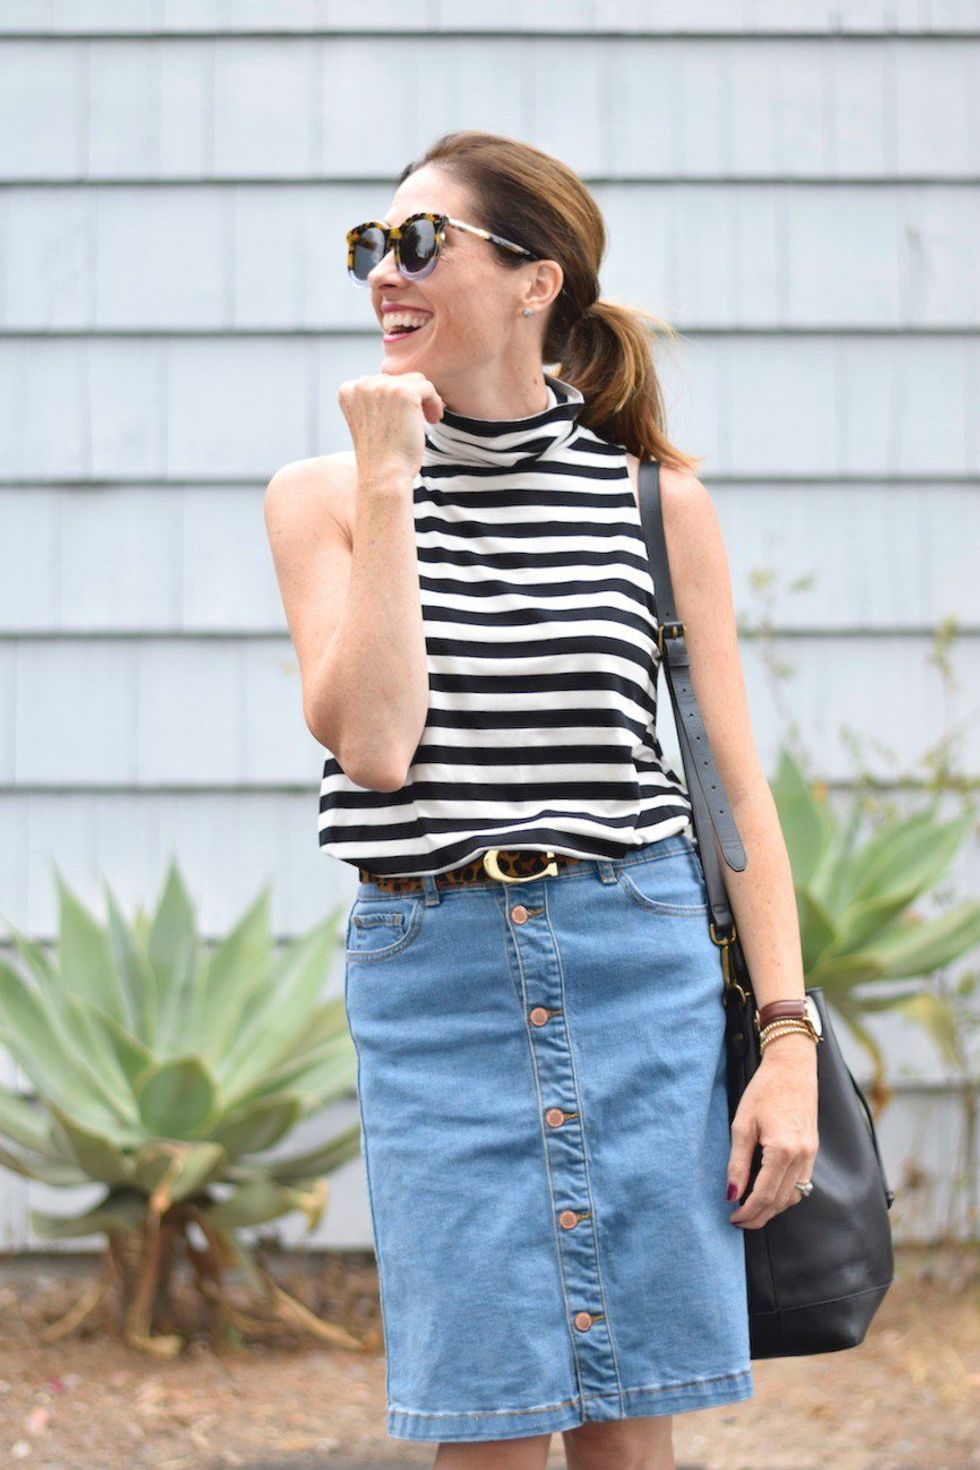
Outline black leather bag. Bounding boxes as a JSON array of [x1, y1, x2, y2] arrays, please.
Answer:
[[637, 457, 896, 1358]]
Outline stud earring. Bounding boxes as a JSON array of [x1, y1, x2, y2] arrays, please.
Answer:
[[522, 308, 533, 317]]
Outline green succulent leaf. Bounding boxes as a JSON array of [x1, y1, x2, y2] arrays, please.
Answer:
[[193, 888, 275, 1064], [0, 963, 136, 1127], [0, 915, 59, 989], [149, 861, 202, 1056], [287, 997, 350, 1060], [238, 1034, 355, 1111], [214, 914, 339, 1096], [104, 879, 159, 1045], [44, 1103, 137, 1187], [865, 903, 980, 979], [255, 1121, 363, 1184], [817, 795, 866, 915], [831, 888, 926, 955], [0, 1082, 57, 1154], [805, 950, 889, 995], [203, 1177, 327, 1232], [52, 868, 126, 1021], [796, 887, 838, 972], [30, 1188, 147, 1241], [62, 993, 139, 1103], [132, 904, 152, 948], [136, 1057, 220, 1139], [227, 1002, 355, 1108], [0, 1139, 88, 1186], [265, 1061, 355, 1117], [133, 1140, 227, 1204], [285, 1051, 358, 1112], [210, 1095, 305, 1160], [847, 804, 954, 906], [76, 1001, 156, 1095], [770, 748, 831, 891], [846, 985, 927, 1012]]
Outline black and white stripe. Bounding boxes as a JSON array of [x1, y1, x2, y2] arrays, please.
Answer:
[[318, 373, 693, 876]]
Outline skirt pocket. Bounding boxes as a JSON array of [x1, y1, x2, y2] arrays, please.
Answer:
[[345, 896, 424, 963], [614, 843, 710, 916]]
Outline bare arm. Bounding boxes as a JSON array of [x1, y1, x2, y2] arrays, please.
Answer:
[[263, 454, 429, 791], [656, 464, 820, 1231], [657, 465, 813, 1059]]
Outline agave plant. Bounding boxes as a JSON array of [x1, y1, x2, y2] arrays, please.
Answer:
[[0, 861, 364, 1357], [771, 748, 980, 1106]]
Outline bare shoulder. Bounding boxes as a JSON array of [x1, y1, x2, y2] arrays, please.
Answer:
[[657, 462, 718, 535], [263, 450, 357, 545], [624, 453, 715, 523], [625, 453, 728, 605]]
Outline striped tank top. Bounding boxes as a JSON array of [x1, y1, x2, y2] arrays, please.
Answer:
[[317, 371, 693, 876]]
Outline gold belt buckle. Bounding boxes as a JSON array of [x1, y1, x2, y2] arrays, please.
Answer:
[[482, 848, 560, 884]]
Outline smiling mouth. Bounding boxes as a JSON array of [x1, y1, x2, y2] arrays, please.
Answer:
[[383, 319, 432, 342]]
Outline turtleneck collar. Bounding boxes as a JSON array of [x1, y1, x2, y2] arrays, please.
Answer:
[[422, 371, 585, 470]]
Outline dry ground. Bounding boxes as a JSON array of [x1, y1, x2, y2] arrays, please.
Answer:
[[0, 1244, 976, 1470]]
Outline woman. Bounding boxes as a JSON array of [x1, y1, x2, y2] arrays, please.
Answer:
[[264, 130, 819, 1470]]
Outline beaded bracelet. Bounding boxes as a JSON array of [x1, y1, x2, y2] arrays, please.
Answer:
[[759, 1017, 821, 1053]]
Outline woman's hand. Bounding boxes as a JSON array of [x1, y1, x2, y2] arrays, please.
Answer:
[[726, 1036, 819, 1229], [338, 370, 445, 484]]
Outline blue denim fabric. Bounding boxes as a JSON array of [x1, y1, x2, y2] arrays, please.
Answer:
[[343, 831, 754, 1444]]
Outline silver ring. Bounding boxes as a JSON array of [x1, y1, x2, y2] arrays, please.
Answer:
[[794, 1180, 814, 1198]]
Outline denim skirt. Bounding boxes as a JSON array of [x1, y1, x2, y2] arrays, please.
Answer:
[[342, 831, 755, 1444]]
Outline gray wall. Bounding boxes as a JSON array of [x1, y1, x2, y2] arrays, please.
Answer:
[[1, 1, 978, 1249]]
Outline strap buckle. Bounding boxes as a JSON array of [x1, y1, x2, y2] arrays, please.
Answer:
[[483, 849, 560, 884], [656, 619, 685, 657]]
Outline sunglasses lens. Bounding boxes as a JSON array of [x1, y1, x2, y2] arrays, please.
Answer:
[[399, 218, 438, 276], [351, 224, 386, 282]]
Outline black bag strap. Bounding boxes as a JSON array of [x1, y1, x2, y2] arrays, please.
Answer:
[[636, 457, 746, 938]]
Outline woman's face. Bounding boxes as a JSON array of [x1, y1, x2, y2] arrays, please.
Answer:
[[365, 165, 561, 391]]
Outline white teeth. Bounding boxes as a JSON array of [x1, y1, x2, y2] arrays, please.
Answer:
[[383, 312, 431, 331]]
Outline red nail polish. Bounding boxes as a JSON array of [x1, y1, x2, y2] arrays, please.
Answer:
[[727, 1182, 738, 1201]]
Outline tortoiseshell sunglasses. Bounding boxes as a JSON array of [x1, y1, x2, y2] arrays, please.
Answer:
[[346, 211, 542, 287]]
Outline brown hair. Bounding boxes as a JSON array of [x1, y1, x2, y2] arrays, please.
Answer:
[[396, 129, 703, 474]]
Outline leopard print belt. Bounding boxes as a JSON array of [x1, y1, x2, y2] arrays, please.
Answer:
[[357, 848, 585, 893]]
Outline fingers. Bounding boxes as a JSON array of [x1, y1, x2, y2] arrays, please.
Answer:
[[728, 1142, 782, 1228], [422, 389, 446, 424], [725, 1118, 756, 1206], [728, 1140, 818, 1229]]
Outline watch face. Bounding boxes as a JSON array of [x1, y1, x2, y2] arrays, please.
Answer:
[[804, 994, 823, 1037]]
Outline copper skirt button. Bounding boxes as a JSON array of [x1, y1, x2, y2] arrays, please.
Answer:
[[558, 1210, 579, 1230], [544, 1107, 566, 1128], [510, 904, 529, 924], [573, 1311, 594, 1332], [529, 1006, 549, 1026]]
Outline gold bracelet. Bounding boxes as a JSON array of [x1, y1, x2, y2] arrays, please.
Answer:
[[758, 1017, 822, 1052], [759, 1014, 820, 1040], [759, 1018, 820, 1053], [760, 1018, 818, 1041]]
